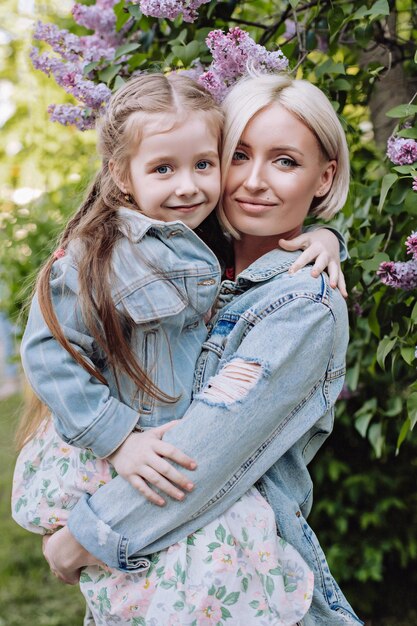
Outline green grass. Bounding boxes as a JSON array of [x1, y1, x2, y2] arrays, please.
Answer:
[[0, 394, 85, 626]]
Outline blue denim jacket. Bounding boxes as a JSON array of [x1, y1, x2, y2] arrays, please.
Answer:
[[67, 247, 362, 626], [20, 208, 221, 458]]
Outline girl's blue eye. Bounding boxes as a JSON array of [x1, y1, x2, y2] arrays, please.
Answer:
[[232, 151, 247, 161], [155, 165, 171, 174], [196, 160, 210, 170]]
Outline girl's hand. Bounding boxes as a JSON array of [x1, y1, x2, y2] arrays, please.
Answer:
[[42, 527, 101, 585], [279, 229, 348, 298], [108, 421, 197, 506]]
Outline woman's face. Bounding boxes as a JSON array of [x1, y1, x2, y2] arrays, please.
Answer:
[[223, 103, 336, 240]]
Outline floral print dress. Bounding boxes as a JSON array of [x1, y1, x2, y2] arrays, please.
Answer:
[[12, 420, 314, 626]]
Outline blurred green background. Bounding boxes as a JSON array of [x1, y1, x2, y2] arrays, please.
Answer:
[[1, 1, 417, 624]]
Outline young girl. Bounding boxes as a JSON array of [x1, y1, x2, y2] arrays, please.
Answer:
[[12, 73, 342, 625]]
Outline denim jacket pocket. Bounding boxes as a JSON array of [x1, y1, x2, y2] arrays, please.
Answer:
[[138, 329, 157, 414], [118, 278, 188, 323]]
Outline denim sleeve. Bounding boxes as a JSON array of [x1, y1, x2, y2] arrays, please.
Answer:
[[67, 283, 341, 569], [21, 265, 139, 459]]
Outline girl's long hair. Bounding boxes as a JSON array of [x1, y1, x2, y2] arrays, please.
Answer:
[[16, 73, 225, 449]]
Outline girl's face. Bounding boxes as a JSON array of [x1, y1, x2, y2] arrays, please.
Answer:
[[223, 103, 336, 240], [125, 111, 221, 229]]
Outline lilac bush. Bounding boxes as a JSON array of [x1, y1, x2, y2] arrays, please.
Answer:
[[30, 0, 123, 129], [199, 27, 289, 102], [378, 232, 417, 290], [138, 0, 210, 22]]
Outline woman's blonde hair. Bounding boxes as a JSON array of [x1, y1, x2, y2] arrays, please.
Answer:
[[218, 73, 350, 236], [17, 73, 224, 449]]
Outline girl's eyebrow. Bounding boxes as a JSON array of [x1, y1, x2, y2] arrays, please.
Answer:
[[145, 150, 219, 167], [237, 139, 304, 156]]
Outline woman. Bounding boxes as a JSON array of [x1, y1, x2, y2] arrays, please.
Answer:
[[43, 73, 361, 625]]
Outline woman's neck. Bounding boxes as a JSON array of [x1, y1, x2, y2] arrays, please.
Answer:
[[233, 226, 302, 276]]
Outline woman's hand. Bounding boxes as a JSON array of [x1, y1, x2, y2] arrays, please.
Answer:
[[280, 229, 348, 298], [108, 421, 197, 506], [42, 526, 101, 585]]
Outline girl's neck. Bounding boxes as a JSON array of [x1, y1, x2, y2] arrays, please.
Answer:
[[233, 226, 302, 276]]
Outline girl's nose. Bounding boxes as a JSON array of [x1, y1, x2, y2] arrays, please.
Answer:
[[243, 163, 268, 192], [176, 172, 199, 196]]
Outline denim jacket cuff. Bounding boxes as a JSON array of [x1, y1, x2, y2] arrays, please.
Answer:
[[66, 397, 140, 459], [67, 493, 151, 572]]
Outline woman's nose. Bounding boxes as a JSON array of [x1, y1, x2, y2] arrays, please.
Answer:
[[243, 163, 268, 192]]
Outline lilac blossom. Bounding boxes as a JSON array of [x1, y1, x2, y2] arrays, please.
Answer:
[[199, 27, 289, 102], [405, 232, 417, 260], [413, 177, 417, 192], [31, 0, 123, 129], [377, 259, 417, 290], [386, 136, 417, 165], [48, 104, 97, 131], [138, 0, 210, 23]]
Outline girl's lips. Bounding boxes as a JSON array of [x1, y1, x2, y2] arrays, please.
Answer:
[[165, 202, 204, 212]]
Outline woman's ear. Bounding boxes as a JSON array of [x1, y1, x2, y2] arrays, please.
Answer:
[[109, 159, 129, 194], [315, 160, 337, 197]]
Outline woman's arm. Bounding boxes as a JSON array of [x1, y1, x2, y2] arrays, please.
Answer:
[[65, 272, 347, 569]]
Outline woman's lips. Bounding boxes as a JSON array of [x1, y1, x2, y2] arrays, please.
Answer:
[[235, 197, 276, 213]]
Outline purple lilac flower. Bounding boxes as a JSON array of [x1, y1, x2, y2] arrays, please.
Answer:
[[31, 0, 123, 129], [48, 104, 97, 131], [377, 259, 417, 290], [138, 0, 210, 23], [405, 232, 417, 259], [199, 27, 289, 102], [413, 177, 417, 192], [386, 136, 417, 165]]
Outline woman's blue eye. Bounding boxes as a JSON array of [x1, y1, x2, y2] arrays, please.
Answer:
[[155, 165, 171, 174], [232, 151, 247, 161], [196, 160, 210, 170], [277, 157, 296, 168]]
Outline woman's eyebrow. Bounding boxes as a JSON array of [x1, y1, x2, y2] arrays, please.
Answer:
[[237, 140, 304, 156]]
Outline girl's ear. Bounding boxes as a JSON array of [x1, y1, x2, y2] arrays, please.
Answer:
[[315, 159, 337, 197], [109, 159, 129, 194]]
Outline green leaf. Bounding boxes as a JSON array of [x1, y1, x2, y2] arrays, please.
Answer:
[[401, 346, 415, 366], [215, 524, 226, 543], [241, 577, 249, 592], [397, 128, 417, 139], [265, 575, 275, 596], [98, 64, 122, 84], [377, 173, 398, 212], [355, 412, 373, 438], [361, 252, 390, 272], [114, 42, 141, 59], [396, 418, 411, 454], [376, 336, 397, 369], [288, 0, 302, 7], [171, 40, 200, 66], [386, 104, 417, 118], [83, 61, 100, 75], [368, 423, 384, 457], [392, 165, 417, 175], [407, 392, 417, 429], [315, 59, 346, 78], [223, 591, 240, 605], [221, 607, 232, 619], [216, 586, 226, 600], [115, 1, 131, 31], [367, 0, 390, 17]]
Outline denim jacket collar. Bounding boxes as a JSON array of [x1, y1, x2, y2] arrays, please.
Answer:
[[236, 248, 300, 285], [117, 207, 193, 243]]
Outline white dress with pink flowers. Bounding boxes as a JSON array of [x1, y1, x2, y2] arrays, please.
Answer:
[[12, 420, 314, 626]]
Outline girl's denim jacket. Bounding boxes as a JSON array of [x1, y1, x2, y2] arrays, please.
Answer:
[[20, 208, 221, 458], [65, 247, 362, 626]]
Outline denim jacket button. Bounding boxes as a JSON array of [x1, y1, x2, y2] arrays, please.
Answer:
[[167, 229, 183, 237], [295, 510, 301, 517], [198, 278, 216, 286]]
